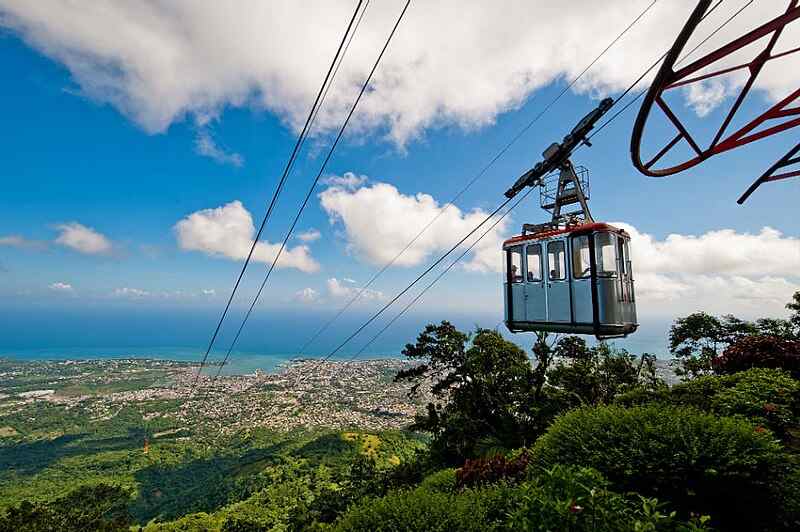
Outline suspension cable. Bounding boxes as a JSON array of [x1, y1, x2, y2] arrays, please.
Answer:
[[188, 0, 367, 393]]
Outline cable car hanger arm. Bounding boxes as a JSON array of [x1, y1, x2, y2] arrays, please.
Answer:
[[505, 98, 613, 199]]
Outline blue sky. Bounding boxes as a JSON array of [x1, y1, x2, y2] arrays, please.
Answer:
[[1, 0, 798, 358]]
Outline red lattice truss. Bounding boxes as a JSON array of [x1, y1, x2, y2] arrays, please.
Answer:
[[630, 0, 800, 202]]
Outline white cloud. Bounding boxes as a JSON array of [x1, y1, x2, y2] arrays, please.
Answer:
[[49, 282, 73, 292], [684, 79, 733, 118], [615, 224, 800, 278], [326, 277, 384, 301], [615, 223, 800, 318], [201, 288, 216, 296], [2, 2, 792, 146], [112, 287, 150, 298], [294, 287, 319, 303], [319, 179, 508, 272], [174, 200, 319, 273], [0, 235, 46, 250], [194, 128, 244, 167], [296, 228, 321, 243], [54, 222, 113, 255], [322, 172, 367, 189]]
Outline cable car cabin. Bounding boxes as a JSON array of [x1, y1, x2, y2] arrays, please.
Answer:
[[502, 222, 637, 339]]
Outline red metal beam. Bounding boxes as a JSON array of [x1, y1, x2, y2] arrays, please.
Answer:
[[631, 0, 800, 190]]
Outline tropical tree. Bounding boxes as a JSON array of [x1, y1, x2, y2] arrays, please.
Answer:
[[395, 322, 537, 462], [788, 290, 800, 335]]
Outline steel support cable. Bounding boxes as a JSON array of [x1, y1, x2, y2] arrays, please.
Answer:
[[192, 0, 373, 401], [294, 0, 661, 359], [188, 0, 367, 393], [321, 0, 746, 363], [308, 0, 372, 141], [196, 0, 413, 401]]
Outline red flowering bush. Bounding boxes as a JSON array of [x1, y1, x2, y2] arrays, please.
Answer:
[[712, 335, 800, 378], [456, 451, 530, 488]]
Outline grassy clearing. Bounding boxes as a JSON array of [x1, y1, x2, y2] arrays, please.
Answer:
[[342, 432, 382, 459]]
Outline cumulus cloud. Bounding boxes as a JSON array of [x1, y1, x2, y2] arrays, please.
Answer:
[[174, 200, 319, 272], [615, 224, 800, 278], [49, 282, 73, 292], [294, 287, 319, 303], [326, 277, 384, 301], [615, 223, 800, 317], [54, 222, 113, 255], [1, 1, 793, 146], [297, 228, 322, 243], [195, 128, 244, 167], [320, 179, 508, 272]]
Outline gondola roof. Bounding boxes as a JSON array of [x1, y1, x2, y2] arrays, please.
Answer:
[[502, 222, 629, 248]]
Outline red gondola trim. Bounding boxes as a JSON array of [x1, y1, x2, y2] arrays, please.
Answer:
[[502, 222, 628, 247]]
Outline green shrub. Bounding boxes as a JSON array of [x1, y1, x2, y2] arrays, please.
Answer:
[[772, 463, 800, 530], [616, 369, 800, 436], [333, 483, 516, 531], [709, 368, 800, 434], [508, 465, 710, 532], [333, 465, 708, 532], [615, 386, 670, 407], [418, 468, 457, 493], [533, 405, 786, 530]]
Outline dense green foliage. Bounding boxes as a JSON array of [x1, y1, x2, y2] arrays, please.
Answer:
[[534, 404, 788, 530], [0, 426, 425, 529], [0, 484, 132, 532], [332, 465, 708, 532], [617, 368, 800, 436], [546, 336, 652, 406]]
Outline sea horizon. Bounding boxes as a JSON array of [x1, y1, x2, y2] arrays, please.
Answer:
[[0, 345, 406, 375]]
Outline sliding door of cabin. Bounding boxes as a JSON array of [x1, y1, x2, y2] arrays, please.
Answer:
[[524, 243, 546, 322], [545, 240, 570, 323]]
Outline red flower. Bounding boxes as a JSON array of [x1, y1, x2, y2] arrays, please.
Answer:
[[755, 425, 767, 433]]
